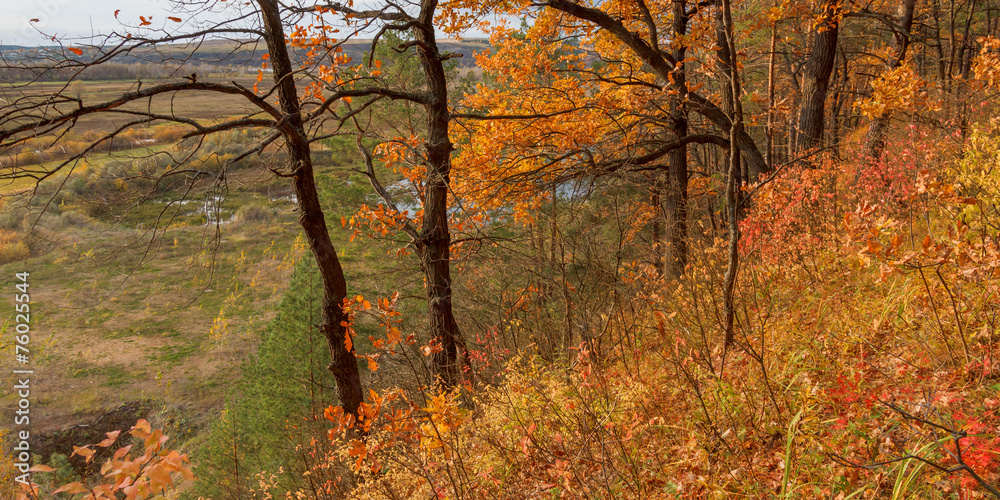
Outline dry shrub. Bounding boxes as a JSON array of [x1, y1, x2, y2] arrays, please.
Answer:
[[0, 429, 17, 499], [16, 150, 40, 166], [152, 124, 189, 143], [0, 229, 30, 264], [117, 128, 148, 149], [330, 347, 716, 499], [233, 204, 275, 224]]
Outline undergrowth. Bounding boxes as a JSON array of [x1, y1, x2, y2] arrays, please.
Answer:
[[13, 123, 1000, 499]]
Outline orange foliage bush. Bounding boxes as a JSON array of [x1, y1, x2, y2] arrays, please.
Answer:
[[151, 125, 189, 143], [18, 420, 192, 500]]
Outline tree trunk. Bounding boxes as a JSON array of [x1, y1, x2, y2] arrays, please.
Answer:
[[714, 0, 748, 218], [414, 0, 463, 387], [956, 0, 977, 140], [795, 0, 840, 152], [767, 21, 777, 171], [720, 0, 742, 347], [257, 0, 363, 416], [864, 0, 918, 161], [666, 0, 689, 276]]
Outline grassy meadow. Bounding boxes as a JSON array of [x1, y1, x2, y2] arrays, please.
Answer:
[[0, 74, 426, 496]]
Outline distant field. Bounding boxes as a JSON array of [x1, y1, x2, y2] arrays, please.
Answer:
[[0, 55, 418, 474], [1, 76, 265, 137], [0, 185, 303, 434], [0, 97, 406, 461]]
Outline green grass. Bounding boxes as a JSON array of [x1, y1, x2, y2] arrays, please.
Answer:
[[70, 364, 131, 387], [152, 342, 201, 366], [0, 169, 303, 435]]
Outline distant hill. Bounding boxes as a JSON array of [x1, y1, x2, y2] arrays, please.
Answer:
[[0, 38, 489, 81]]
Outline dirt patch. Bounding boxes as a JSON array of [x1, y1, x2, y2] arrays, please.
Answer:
[[32, 400, 153, 470]]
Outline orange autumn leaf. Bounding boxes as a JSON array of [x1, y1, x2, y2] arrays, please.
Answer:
[[68, 47, 83, 55], [72, 446, 95, 462], [97, 430, 121, 448], [52, 482, 88, 495]]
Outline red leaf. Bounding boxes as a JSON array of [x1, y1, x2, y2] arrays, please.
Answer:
[[114, 9, 120, 19], [167, 16, 182, 22], [68, 47, 83, 56], [30, 18, 39, 22]]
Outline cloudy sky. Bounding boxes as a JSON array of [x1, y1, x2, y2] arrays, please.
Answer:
[[0, 0, 493, 47], [0, 0, 181, 46]]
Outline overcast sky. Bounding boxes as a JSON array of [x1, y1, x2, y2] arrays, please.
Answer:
[[0, 0, 493, 47], [0, 0, 185, 46]]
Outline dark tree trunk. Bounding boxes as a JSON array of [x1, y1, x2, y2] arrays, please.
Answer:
[[414, 0, 463, 387], [257, 0, 364, 416], [666, 0, 689, 276], [796, 0, 840, 152], [932, 0, 948, 85], [766, 21, 777, 171], [720, 0, 742, 347], [714, 0, 743, 196], [956, 0, 977, 140], [864, 0, 918, 160]]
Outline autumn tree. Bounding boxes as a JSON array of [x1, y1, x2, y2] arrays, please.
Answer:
[[299, 0, 472, 387], [861, 0, 918, 160], [451, 1, 774, 281]]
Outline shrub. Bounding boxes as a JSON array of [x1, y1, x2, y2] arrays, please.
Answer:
[[0, 206, 29, 231], [151, 124, 189, 143], [0, 429, 16, 500], [19, 419, 192, 500], [0, 229, 30, 264], [233, 203, 275, 224], [56, 209, 91, 228]]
